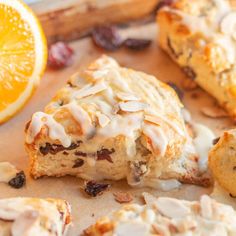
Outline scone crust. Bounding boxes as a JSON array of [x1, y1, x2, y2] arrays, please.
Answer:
[[209, 130, 236, 196], [157, 0, 236, 117], [25, 55, 211, 187]]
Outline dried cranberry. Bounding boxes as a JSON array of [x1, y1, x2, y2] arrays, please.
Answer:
[[84, 181, 110, 197], [182, 66, 196, 80], [97, 148, 115, 163], [92, 25, 122, 51], [167, 82, 184, 100], [8, 171, 26, 189], [123, 38, 151, 50], [48, 42, 74, 69], [73, 159, 84, 168]]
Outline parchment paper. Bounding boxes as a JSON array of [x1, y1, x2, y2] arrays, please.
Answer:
[[0, 23, 235, 235]]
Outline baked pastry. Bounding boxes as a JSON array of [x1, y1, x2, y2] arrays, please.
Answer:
[[0, 197, 71, 236], [25, 55, 212, 188], [157, 0, 236, 117], [209, 129, 236, 196], [83, 194, 236, 235]]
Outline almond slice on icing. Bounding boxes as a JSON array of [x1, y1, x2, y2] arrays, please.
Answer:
[[155, 198, 190, 218], [75, 81, 107, 99], [0, 162, 18, 183], [11, 210, 40, 236], [119, 101, 148, 112], [201, 105, 228, 118], [116, 92, 140, 101], [220, 11, 236, 40], [142, 192, 158, 206], [115, 222, 149, 236], [0, 208, 20, 221], [97, 114, 110, 127], [200, 195, 213, 219]]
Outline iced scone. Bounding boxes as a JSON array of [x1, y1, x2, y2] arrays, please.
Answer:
[[84, 195, 236, 235], [25, 55, 212, 189], [158, 0, 236, 117], [0, 197, 71, 236], [209, 129, 236, 196]]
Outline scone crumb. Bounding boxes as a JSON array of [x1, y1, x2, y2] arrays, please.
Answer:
[[201, 105, 228, 118], [113, 192, 133, 203]]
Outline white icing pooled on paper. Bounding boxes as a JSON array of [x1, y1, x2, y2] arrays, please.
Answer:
[[192, 123, 215, 172], [26, 112, 71, 147], [0, 162, 18, 183]]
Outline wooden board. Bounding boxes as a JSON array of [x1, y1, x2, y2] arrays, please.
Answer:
[[31, 0, 159, 44], [0, 22, 235, 235]]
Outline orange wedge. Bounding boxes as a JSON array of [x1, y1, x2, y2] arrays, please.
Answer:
[[0, 0, 47, 123]]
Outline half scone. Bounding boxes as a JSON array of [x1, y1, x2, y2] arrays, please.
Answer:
[[25, 55, 212, 188], [209, 130, 236, 196], [0, 197, 71, 236], [84, 195, 236, 235], [158, 0, 236, 117]]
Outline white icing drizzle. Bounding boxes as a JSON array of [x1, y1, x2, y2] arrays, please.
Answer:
[[192, 123, 215, 172], [143, 123, 168, 156], [97, 113, 110, 128], [145, 114, 186, 137], [26, 112, 71, 147], [66, 101, 94, 136]]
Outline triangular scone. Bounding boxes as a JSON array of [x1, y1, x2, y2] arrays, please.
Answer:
[[0, 197, 71, 236], [158, 0, 236, 117], [25, 55, 211, 188], [83, 195, 236, 235]]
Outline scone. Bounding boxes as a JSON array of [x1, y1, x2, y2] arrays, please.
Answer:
[[25, 55, 212, 188], [0, 197, 71, 236], [209, 129, 236, 196], [83, 195, 236, 235], [157, 0, 236, 117]]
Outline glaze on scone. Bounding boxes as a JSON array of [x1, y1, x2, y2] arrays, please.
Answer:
[[158, 0, 236, 117], [0, 197, 71, 236], [25, 55, 212, 188], [84, 195, 236, 235], [209, 129, 236, 196]]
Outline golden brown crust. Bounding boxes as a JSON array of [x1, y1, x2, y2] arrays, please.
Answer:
[[157, 0, 236, 118]]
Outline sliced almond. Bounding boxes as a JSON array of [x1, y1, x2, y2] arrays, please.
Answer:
[[220, 11, 236, 40], [113, 192, 133, 203], [0, 208, 20, 221], [142, 192, 158, 206], [116, 92, 140, 101], [119, 101, 148, 112], [115, 222, 149, 236], [97, 114, 110, 128], [74, 80, 107, 99], [0, 162, 18, 183], [200, 195, 213, 219], [11, 210, 39, 236], [155, 198, 190, 218], [201, 105, 228, 118]]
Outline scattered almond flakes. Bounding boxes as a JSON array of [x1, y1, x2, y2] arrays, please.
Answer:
[[182, 79, 198, 91], [201, 105, 228, 118], [113, 192, 133, 203]]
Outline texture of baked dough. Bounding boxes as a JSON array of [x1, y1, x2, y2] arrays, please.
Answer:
[[0, 197, 71, 236], [209, 129, 236, 196], [83, 195, 236, 236], [157, 0, 236, 118], [25, 55, 211, 188]]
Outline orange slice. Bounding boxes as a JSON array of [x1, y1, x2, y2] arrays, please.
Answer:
[[0, 0, 47, 123]]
